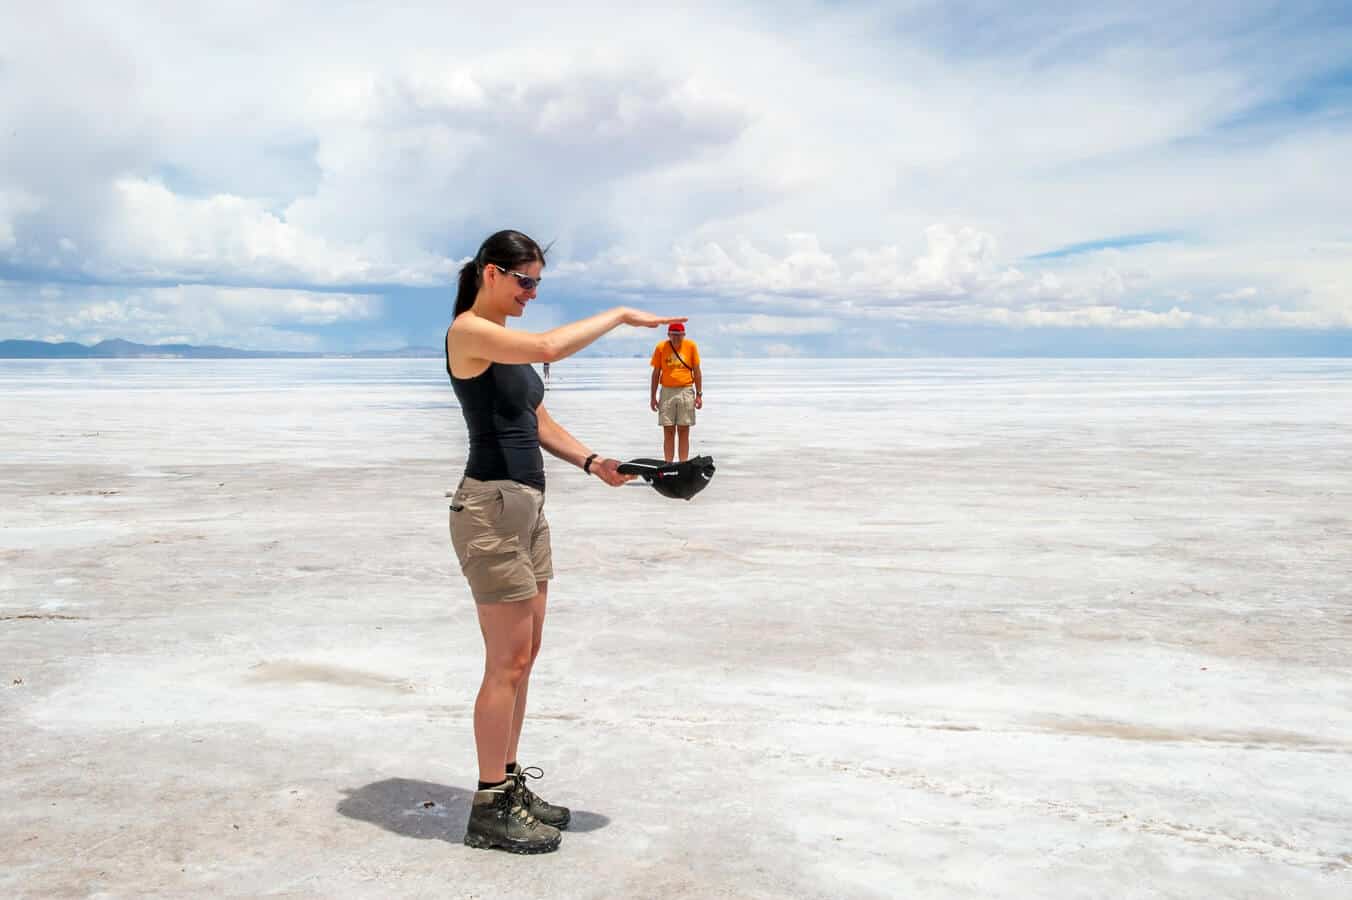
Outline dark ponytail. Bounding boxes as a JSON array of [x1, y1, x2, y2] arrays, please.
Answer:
[[453, 259, 480, 317], [453, 230, 548, 318]]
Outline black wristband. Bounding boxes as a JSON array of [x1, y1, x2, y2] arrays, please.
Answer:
[[583, 453, 598, 474]]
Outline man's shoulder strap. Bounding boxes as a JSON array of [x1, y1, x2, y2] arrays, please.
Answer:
[[668, 339, 693, 371]]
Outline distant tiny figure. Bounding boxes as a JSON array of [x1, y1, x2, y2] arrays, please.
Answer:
[[649, 321, 702, 462], [542, 361, 550, 389]]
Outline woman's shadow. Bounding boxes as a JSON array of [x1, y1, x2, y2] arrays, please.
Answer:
[[337, 778, 610, 843]]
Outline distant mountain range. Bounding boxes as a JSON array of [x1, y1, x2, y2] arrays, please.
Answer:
[[0, 339, 442, 359]]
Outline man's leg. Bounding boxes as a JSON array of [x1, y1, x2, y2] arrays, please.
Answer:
[[663, 425, 676, 462], [677, 425, 690, 462]]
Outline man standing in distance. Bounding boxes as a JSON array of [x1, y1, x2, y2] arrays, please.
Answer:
[[649, 322, 703, 462]]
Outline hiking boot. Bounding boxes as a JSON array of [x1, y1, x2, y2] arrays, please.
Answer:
[[463, 782, 561, 854], [509, 766, 571, 830]]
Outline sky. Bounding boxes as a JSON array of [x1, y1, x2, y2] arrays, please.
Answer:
[[2, 1, 1351, 356]]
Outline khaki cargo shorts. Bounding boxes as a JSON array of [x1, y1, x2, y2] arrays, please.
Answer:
[[658, 385, 696, 427], [448, 477, 553, 603]]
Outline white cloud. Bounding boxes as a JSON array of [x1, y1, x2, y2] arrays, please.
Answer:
[[0, 281, 381, 348], [285, 62, 754, 261], [717, 315, 838, 336], [563, 220, 1352, 332], [0, 189, 43, 251], [1222, 304, 1352, 330], [92, 178, 449, 285], [580, 225, 1011, 305], [989, 306, 1201, 330]]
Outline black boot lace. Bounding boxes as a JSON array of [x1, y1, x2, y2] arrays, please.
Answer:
[[511, 766, 547, 809]]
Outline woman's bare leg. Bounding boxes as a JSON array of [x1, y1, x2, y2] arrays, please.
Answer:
[[473, 591, 541, 784], [505, 583, 548, 765]]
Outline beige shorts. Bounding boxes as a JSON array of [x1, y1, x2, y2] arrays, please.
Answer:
[[658, 385, 696, 427], [448, 477, 553, 603]]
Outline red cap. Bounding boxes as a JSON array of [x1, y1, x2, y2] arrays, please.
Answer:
[[667, 322, 685, 333]]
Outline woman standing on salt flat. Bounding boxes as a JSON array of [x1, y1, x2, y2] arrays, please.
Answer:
[[444, 229, 683, 854]]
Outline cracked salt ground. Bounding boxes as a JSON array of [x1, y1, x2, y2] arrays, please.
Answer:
[[2, 357, 1351, 898]]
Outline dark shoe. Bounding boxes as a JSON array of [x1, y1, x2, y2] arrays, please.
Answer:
[[463, 782, 561, 854], [509, 766, 571, 830]]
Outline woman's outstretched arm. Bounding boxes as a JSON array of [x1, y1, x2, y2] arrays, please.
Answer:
[[454, 307, 685, 365]]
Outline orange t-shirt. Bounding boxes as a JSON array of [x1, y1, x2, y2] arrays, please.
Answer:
[[650, 338, 701, 388]]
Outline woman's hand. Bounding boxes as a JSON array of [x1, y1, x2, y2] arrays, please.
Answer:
[[620, 307, 687, 329], [592, 457, 634, 487]]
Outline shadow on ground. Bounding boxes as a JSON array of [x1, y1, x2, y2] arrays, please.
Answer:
[[337, 778, 611, 842]]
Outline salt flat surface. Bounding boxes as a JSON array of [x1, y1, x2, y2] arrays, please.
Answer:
[[2, 357, 1350, 898]]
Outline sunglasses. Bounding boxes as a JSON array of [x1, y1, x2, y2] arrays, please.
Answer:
[[491, 264, 541, 291]]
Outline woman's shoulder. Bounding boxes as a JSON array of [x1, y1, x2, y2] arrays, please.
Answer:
[[449, 311, 500, 344]]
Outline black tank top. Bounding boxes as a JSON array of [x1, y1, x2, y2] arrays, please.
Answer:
[[448, 353, 546, 491]]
